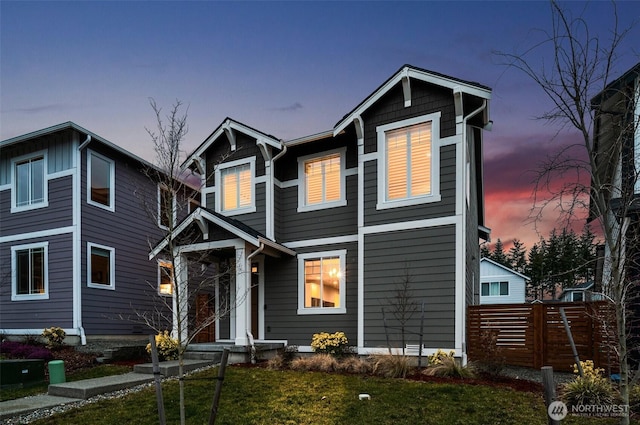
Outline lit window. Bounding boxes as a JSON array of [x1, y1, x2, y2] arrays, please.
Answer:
[[298, 250, 346, 314], [158, 186, 175, 229], [386, 122, 431, 200], [88, 151, 115, 210], [481, 281, 508, 296], [377, 113, 441, 209], [12, 243, 48, 300], [221, 163, 252, 212], [158, 260, 173, 295], [12, 154, 47, 212], [305, 153, 341, 205], [88, 243, 115, 289]]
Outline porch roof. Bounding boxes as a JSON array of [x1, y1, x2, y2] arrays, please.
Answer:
[[149, 207, 296, 259]]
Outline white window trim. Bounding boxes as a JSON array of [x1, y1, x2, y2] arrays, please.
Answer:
[[157, 185, 177, 230], [87, 150, 115, 212], [215, 157, 256, 216], [297, 249, 347, 315], [297, 147, 347, 213], [376, 113, 441, 210], [11, 242, 49, 301], [11, 150, 49, 213], [87, 242, 115, 290], [481, 281, 509, 297], [157, 259, 173, 297]]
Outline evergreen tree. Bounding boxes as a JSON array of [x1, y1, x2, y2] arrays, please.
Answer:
[[526, 240, 546, 300], [508, 239, 527, 274], [491, 239, 509, 267]]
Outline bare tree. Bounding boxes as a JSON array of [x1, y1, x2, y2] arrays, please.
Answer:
[[389, 264, 418, 355], [496, 2, 638, 422], [135, 99, 236, 425]]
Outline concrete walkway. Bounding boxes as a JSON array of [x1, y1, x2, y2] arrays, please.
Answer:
[[0, 359, 214, 420]]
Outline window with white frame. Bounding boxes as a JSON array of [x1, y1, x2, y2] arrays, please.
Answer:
[[88, 151, 115, 210], [158, 185, 176, 229], [481, 281, 508, 297], [218, 159, 254, 214], [377, 113, 441, 209], [11, 242, 48, 300], [158, 260, 173, 296], [88, 243, 115, 289], [298, 250, 346, 314], [12, 153, 47, 212], [298, 150, 345, 211]]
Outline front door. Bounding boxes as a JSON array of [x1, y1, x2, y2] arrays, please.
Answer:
[[194, 293, 215, 343]]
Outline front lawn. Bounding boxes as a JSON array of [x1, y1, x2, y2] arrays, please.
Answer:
[[29, 366, 621, 425]]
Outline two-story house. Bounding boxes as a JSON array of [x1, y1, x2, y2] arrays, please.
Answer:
[[0, 122, 172, 343], [152, 64, 492, 360]]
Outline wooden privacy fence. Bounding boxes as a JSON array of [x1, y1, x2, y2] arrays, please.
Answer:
[[467, 302, 618, 372]]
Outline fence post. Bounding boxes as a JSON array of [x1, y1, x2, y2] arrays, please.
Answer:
[[533, 303, 544, 369]]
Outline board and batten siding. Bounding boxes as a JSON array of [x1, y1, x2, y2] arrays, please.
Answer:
[[363, 226, 457, 349], [80, 145, 168, 335], [262, 243, 358, 346], [0, 234, 74, 329]]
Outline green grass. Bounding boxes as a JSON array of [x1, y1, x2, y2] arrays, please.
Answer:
[[27, 366, 626, 425], [0, 364, 132, 402]]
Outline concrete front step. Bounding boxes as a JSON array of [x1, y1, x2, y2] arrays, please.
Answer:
[[133, 359, 215, 376], [48, 373, 154, 399]]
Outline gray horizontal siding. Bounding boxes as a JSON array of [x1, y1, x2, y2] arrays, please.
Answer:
[[276, 175, 357, 243], [0, 176, 73, 237], [80, 146, 168, 335], [363, 145, 456, 227], [0, 234, 74, 329], [263, 243, 358, 346], [363, 226, 456, 349]]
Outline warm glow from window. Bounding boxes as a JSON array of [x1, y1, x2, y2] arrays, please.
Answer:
[[304, 154, 341, 205], [386, 122, 431, 200], [221, 164, 251, 211], [304, 257, 341, 308], [159, 261, 173, 295]]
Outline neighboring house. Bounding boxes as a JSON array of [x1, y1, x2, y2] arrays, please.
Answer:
[[152, 64, 493, 359], [559, 281, 603, 302], [0, 122, 172, 343], [479, 258, 527, 304]]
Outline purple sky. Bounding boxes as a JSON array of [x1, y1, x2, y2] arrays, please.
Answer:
[[2, 1, 639, 250]]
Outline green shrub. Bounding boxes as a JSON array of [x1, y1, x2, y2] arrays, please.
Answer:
[[146, 331, 180, 361], [42, 327, 66, 348], [423, 355, 474, 378], [310, 331, 349, 356], [561, 360, 614, 407], [370, 354, 412, 378]]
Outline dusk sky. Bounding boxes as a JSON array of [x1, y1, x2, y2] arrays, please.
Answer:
[[2, 1, 639, 251]]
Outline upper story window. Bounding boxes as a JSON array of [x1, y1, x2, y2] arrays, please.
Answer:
[[298, 149, 346, 212], [88, 150, 115, 211], [11, 242, 49, 301], [377, 113, 441, 209], [158, 185, 176, 229], [88, 242, 115, 290], [481, 281, 508, 297], [297, 250, 346, 315], [12, 152, 48, 212], [216, 158, 255, 215], [158, 260, 173, 296]]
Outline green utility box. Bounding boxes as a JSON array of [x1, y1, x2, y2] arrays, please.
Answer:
[[0, 359, 45, 388], [48, 360, 66, 384]]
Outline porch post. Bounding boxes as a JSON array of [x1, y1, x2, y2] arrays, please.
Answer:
[[234, 246, 249, 345], [173, 253, 189, 345]]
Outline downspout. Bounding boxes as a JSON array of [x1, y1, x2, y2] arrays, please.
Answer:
[[267, 142, 287, 240], [459, 99, 487, 364], [246, 243, 265, 362], [76, 134, 91, 345]]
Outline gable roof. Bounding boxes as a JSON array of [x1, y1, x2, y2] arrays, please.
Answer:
[[334, 64, 492, 136], [182, 117, 282, 172], [480, 257, 530, 281], [149, 206, 295, 259], [590, 61, 640, 107]]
